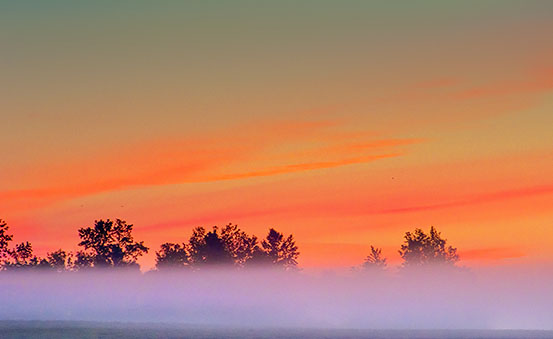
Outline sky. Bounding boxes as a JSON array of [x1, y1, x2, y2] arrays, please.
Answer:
[[1, 1, 553, 270]]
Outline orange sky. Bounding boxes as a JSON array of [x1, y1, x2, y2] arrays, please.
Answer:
[[1, 1, 553, 270]]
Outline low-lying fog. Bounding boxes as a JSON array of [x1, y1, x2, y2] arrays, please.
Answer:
[[1, 267, 552, 330]]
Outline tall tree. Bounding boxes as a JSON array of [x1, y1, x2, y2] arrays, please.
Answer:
[[77, 219, 149, 269], [155, 243, 189, 270], [1, 220, 70, 272], [8, 242, 35, 266], [166, 224, 259, 269], [70, 251, 95, 270], [4, 241, 45, 270], [0, 220, 52, 271], [46, 249, 69, 272], [187, 226, 207, 265], [249, 228, 299, 270], [220, 224, 258, 266], [187, 226, 233, 267], [399, 226, 459, 268], [362, 246, 387, 270], [0, 219, 13, 263]]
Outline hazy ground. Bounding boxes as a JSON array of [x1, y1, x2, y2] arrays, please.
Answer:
[[2, 268, 553, 337], [1, 322, 553, 339]]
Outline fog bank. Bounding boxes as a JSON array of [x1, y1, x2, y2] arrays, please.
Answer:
[[1, 268, 552, 330]]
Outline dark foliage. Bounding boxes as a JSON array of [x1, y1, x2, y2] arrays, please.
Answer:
[[46, 249, 69, 272], [362, 246, 387, 270], [220, 224, 258, 266], [8, 242, 38, 267], [0, 220, 72, 271], [0, 219, 13, 261], [399, 226, 459, 268], [3, 242, 48, 270], [155, 243, 189, 270], [2, 218, 304, 273], [70, 251, 95, 270], [249, 228, 299, 270], [187, 226, 234, 267], [77, 219, 149, 269], [155, 224, 300, 271]]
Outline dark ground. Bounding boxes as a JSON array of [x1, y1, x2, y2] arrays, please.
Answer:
[[0, 321, 552, 339]]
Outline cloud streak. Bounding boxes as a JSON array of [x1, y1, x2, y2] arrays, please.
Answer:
[[0, 120, 417, 211], [140, 183, 553, 234]]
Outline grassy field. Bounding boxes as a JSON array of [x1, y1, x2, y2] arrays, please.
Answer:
[[1, 322, 553, 339]]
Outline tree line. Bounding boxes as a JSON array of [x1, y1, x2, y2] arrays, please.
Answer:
[[0, 218, 458, 272], [0, 219, 299, 272], [360, 226, 459, 271]]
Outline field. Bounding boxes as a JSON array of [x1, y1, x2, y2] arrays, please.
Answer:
[[1, 322, 553, 339]]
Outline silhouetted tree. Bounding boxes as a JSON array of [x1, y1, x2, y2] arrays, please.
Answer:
[[155, 243, 189, 270], [0, 219, 13, 262], [249, 228, 299, 270], [247, 247, 275, 267], [9, 241, 35, 266], [0, 220, 55, 271], [165, 224, 261, 269], [399, 226, 459, 268], [77, 219, 149, 269], [70, 250, 95, 270], [46, 249, 69, 272], [187, 226, 207, 265], [3, 241, 46, 270], [187, 226, 233, 267], [220, 224, 258, 266], [362, 246, 387, 270]]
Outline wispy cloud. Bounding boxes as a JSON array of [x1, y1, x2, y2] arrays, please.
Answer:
[[375, 184, 553, 215], [0, 120, 416, 211], [204, 153, 400, 182], [139, 182, 553, 234], [453, 68, 553, 100], [459, 246, 526, 262]]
